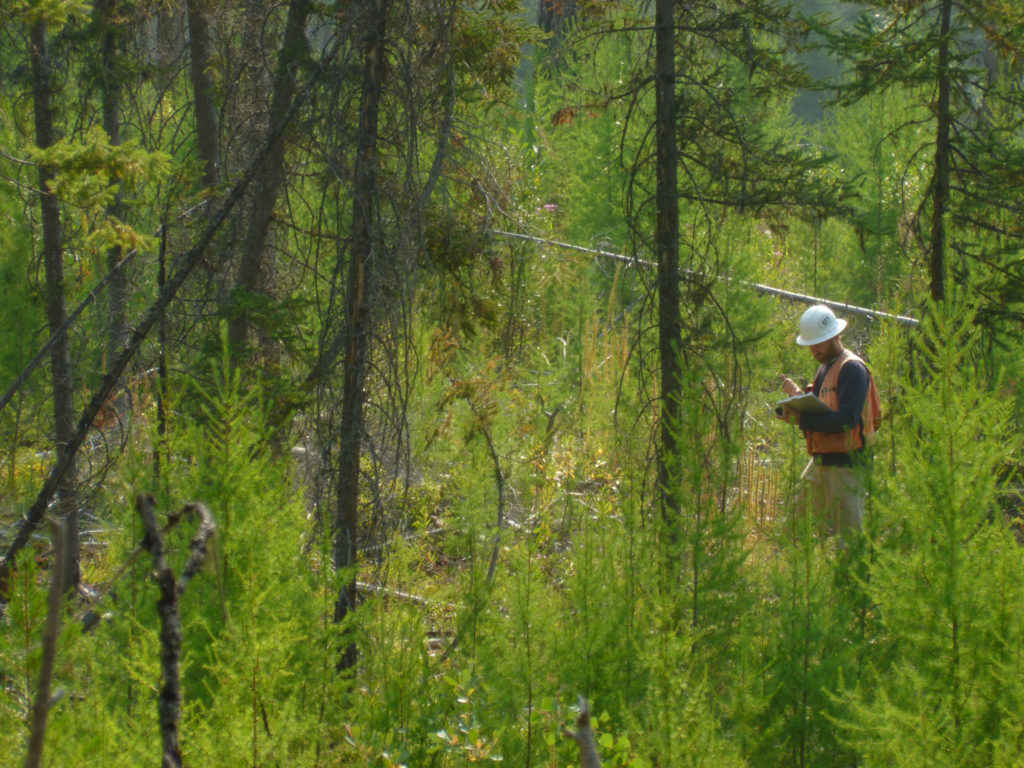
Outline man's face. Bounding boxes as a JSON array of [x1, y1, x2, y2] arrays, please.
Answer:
[[808, 336, 841, 364]]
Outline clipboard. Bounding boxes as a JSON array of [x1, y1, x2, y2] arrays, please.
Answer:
[[775, 392, 830, 415]]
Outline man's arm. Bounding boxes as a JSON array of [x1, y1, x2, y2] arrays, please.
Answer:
[[799, 361, 869, 434]]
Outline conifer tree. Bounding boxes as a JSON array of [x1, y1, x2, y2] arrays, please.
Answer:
[[543, 0, 843, 580], [842, 303, 1024, 767], [819, 1, 1024, 320]]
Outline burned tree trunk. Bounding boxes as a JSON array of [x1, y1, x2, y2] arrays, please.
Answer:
[[23, 518, 65, 768], [227, 0, 312, 353], [332, 0, 389, 671], [186, 0, 221, 190], [30, 17, 80, 592], [929, 0, 953, 303], [136, 495, 216, 768]]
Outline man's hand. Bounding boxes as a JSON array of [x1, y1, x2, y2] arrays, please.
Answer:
[[776, 406, 799, 425], [780, 376, 801, 397]]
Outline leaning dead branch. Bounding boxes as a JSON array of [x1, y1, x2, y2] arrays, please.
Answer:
[[0, 87, 305, 595], [136, 494, 216, 768]]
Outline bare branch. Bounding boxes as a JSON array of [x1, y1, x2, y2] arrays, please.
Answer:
[[177, 503, 216, 596]]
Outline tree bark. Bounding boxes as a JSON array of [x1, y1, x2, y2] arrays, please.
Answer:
[[227, 0, 311, 353], [654, 0, 683, 540], [137, 495, 216, 768], [929, 0, 953, 303], [186, 0, 221, 189], [333, 0, 389, 670], [23, 518, 64, 768], [30, 18, 80, 592], [98, 0, 130, 366], [562, 697, 602, 768]]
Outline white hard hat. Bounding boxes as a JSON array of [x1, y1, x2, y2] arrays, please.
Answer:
[[796, 304, 847, 346]]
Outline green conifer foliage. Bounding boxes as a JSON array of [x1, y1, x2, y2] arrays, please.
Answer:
[[0, 551, 48, 759], [26, 331, 343, 766], [819, 0, 1024, 321], [814, 89, 932, 308], [841, 302, 1024, 767]]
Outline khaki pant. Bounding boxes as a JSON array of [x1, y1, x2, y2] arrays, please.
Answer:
[[795, 459, 865, 543]]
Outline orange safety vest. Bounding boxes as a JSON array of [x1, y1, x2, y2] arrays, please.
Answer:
[[805, 349, 882, 455]]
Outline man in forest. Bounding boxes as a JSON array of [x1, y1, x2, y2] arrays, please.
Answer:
[[776, 304, 881, 543]]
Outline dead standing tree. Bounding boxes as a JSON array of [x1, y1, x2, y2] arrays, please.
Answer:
[[22, 518, 65, 768], [305, 0, 475, 671], [563, 697, 602, 768], [185, 0, 221, 190], [226, 0, 313, 355], [332, 0, 389, 670], [135, 495, 216, 768], [654, 0, 683, 546], [29, 10, 80, 593]]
